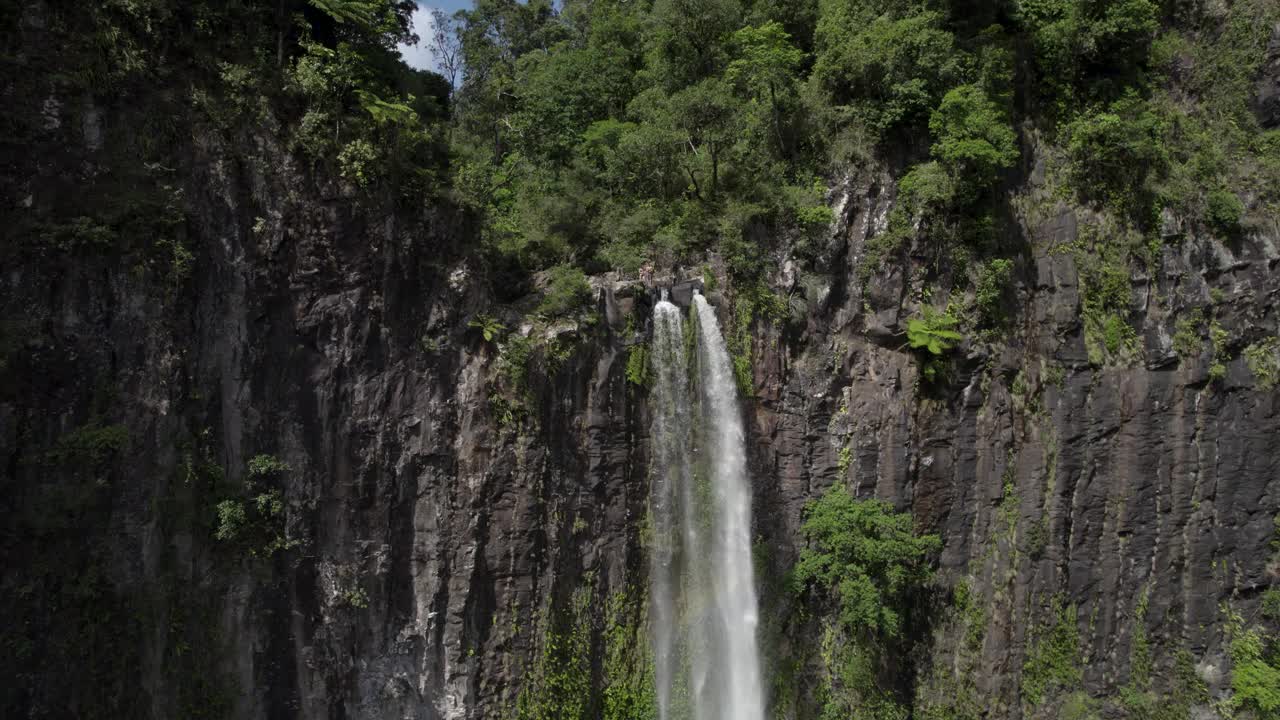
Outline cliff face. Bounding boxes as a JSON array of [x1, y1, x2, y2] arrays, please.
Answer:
[[2, 59, 658, 715], [750, 171, 1280, 717], [4, 12, 1280, 720]]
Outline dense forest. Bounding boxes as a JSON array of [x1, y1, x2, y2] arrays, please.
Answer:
[[10, 0, 1278, 299], [3, 0, 1280, 719]]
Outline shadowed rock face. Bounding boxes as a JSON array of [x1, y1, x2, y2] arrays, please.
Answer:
[[3, 24, 1280, 720], [1255, 23, 1280, 128], [2, 116, 655, 718]]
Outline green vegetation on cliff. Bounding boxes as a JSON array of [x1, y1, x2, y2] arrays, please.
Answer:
[[793, 485, 941, 720]]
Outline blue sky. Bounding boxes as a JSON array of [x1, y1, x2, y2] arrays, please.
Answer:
[[399, 1, 473, 73]]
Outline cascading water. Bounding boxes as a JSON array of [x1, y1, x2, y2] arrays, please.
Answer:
[[648, 290, 764, 720], [691, 293, 764, 720], [648, 296, 691, 720]]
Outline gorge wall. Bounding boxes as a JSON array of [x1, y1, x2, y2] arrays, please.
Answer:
[[4, 4, 1280, 720]]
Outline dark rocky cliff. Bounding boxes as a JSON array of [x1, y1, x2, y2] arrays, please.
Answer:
[[4, 6, 1280, 720]]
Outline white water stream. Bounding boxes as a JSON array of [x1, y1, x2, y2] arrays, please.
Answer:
[[649, 291, 764, 720]]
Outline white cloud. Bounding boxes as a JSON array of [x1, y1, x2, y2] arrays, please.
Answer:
[[398, 5, 439, 73]]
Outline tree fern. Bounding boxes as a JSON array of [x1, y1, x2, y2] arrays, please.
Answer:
[[906, 306, 963, 355], [309, 0, 378, 27]]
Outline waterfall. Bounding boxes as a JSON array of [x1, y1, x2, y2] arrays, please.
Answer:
[[648, 298, 690, 720], [691, 293, 764, 720], [649, 292, 764, 720]]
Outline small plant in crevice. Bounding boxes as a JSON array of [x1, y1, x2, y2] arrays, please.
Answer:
[[340, 586, 370, 610], [701, 265, 718, 293], [1209, 320, 1231, 382], [490, 334, 534, 426], [906, 305, 963, 383], [419, 335, 444, 354], [1044, 362, 1066, 390], [1122, 648, 1214, 720], [728, 283, 786, 396], [836, 444, 852, 477], [625, 341, 650, 387], [1080, 253, 1140, 366], [469, 313, 506, 342], [544, 334, 578, 371], [213, 454, 297, 557], [515, 582, 594, 720], [954, 580, 989, 654], [913, 574, 992, 720], [1118, 588, 1158, 715], [1026, 517, 1050, 559], [1172, 308, 1205, 359], [1243, 337, 1280, 390], [997, 466, 1019, 539], [974, 258, 1014, 329], [1261, 589, 1280, 621], [601, 589, 658, 720], [36, 420, 130, 470], [907, 306, 964, 355], [246, 453, 288, 477]]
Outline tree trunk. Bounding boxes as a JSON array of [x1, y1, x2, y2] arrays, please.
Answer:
[[276, 0, 285, 68], [685, 166, 701, 199], [711, 145, 719, 196], [770, 82, 786, 157]]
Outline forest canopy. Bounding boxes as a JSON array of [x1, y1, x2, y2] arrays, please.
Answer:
[[7, 0, 1278, 299], [435, 0, 1278, 296]]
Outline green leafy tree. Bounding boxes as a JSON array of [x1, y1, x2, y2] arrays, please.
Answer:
[[793, 485, 941, 639], [309, 0, 381, 29], [511, 29, 643, 164], [1021, 0, 1159, 106], [287, 2, 448, 195], [1205, 188, 1245, 236], [215, 455, 295, 557], [455, 0, 563, 155], [810, 6, 960, 137], [1226, 611, 1280, 717], [929, 84, 1018, 196], [647, 0, 743, 88], [670, 78, 744, 199], [1065, 91, 1166, 220], [793, 486, 939, 720], [538, 264, 593, 317], [1021, 596, 1085, 706], [726, 21, 804, 154]]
